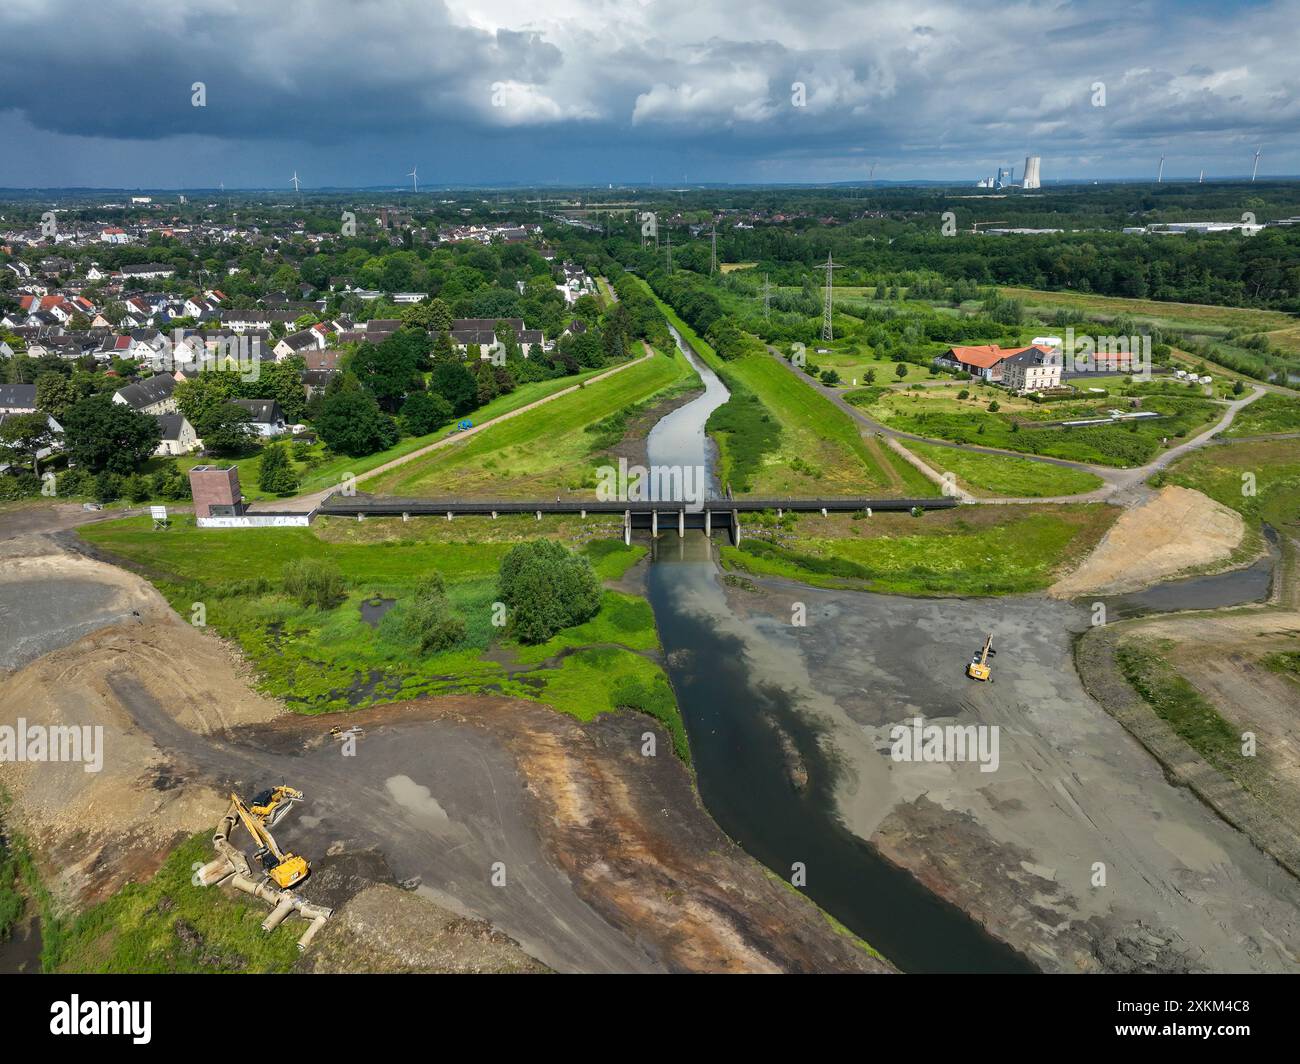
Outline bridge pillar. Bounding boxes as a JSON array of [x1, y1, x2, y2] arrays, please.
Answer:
[[678, 509, 684, 538], [732, 509, 740, 545], [651, 510, 658, 537], [356, 513, 363, 522], [821, 507, 828, 517], [623, 513, 631, 546], [581, 509, 586, 519], [536, 511, 542, 521], [491, 510, 497, 519], [866, 507, 872, 518], [447, 511, 453, 521], [402, 512, 409, 522], [705, 510, 711, 536], [777, 508, 783, 519]]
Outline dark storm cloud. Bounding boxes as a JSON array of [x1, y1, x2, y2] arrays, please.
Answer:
[[0, 0, 1296, 185]]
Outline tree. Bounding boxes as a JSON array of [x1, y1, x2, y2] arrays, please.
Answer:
[[315, 389, 398, 457], [430, 361, 477, 416], [258, 440, 299, 494], [0, 412, 54, 474], [202, 404, 255, 456], [60, 395, 161, 474], [347, 336, 422, 412], [399, 390, 452, 436], [35, 372, 77, 421], [895, 362, 908, 379], [497, 540, 602, 644]]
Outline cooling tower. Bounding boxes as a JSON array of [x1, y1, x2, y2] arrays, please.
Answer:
[[1022, 155, 1042, 189]]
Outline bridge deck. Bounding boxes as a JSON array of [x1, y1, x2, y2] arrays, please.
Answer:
[[316, 494, 958, 517]]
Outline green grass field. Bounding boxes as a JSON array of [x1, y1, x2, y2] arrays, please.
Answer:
[[719, 505, 1117, 596], [1223, 393, 1300, 437], [868, 384, 1221, 467], [1157, 438, 1300, 532], [644, 285, 893, 495], [903, 441, 1105, 497], [78, 515, 688, 756], [364, 348, 693, 497], [998, 286, 1295, 335]]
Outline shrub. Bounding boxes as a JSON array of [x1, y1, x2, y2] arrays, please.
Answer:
[[281, 558, 344, 610], [402, 570, 465, 653], [497, 540, 602, 644]]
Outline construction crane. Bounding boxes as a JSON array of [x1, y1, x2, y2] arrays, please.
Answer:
[[196, 787, 331, 950], [967, 633, 996, 682]]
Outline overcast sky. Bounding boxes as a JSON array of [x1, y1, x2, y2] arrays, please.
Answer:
[[1, 0, 1296, 188]]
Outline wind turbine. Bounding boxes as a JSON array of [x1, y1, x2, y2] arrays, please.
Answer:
[[408, 166, 419, 193], [290, 171, 301, 193], [1251, 146, 1262, 182], [1156, 155, 1165, 183]]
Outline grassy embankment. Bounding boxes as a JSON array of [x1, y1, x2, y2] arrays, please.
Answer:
[[718, 505, 1117, 596], [79, 516, 690, 759], [1156, 437, 1300, 534], [903, 440, 1105, 497], [167, 368, 616, 502], [1113, 640, 1266, 793], [365, 345, 693, 497], [865, 382, 1222, 467], [641, 281, 933, 496]]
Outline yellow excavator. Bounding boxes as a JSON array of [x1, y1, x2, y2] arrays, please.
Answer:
[[196, 786, 331, 950], [967, 633, 996, 682], [245, 785, 303, 830], [230, 792, 310, 889]]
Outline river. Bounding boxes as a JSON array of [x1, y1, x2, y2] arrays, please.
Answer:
[[643, 326, 1034, 972]]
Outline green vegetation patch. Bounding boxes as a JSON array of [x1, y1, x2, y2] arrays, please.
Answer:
[[905, 441, 1104, 498], [1116, 639, 1258, 788], [1224, 393, 1300, 437], [51, 835, 300, 974], [720, 506, 1116, 596], [78, 519, 685, 758]]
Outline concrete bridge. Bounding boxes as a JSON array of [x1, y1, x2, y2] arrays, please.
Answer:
[[315, 494, 958, 545]]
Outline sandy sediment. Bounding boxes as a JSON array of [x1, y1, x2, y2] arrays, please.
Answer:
[[1049, 486, 1245, 597]]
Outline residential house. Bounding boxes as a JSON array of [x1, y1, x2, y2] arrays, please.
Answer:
[[153, 413, 199, 456], [1002, 346, 1064, 394], [119, 263, 176, 280], [274, 328, 326, 361], [0, 383, 38, 414], [937, 345, 1012, 383], [112, 372, 177, 415], [230, 399, 286, 437]]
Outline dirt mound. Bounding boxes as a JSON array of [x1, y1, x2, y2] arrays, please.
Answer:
[[1049, 486, 1245, 597], [0, 536, 283, 904]]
